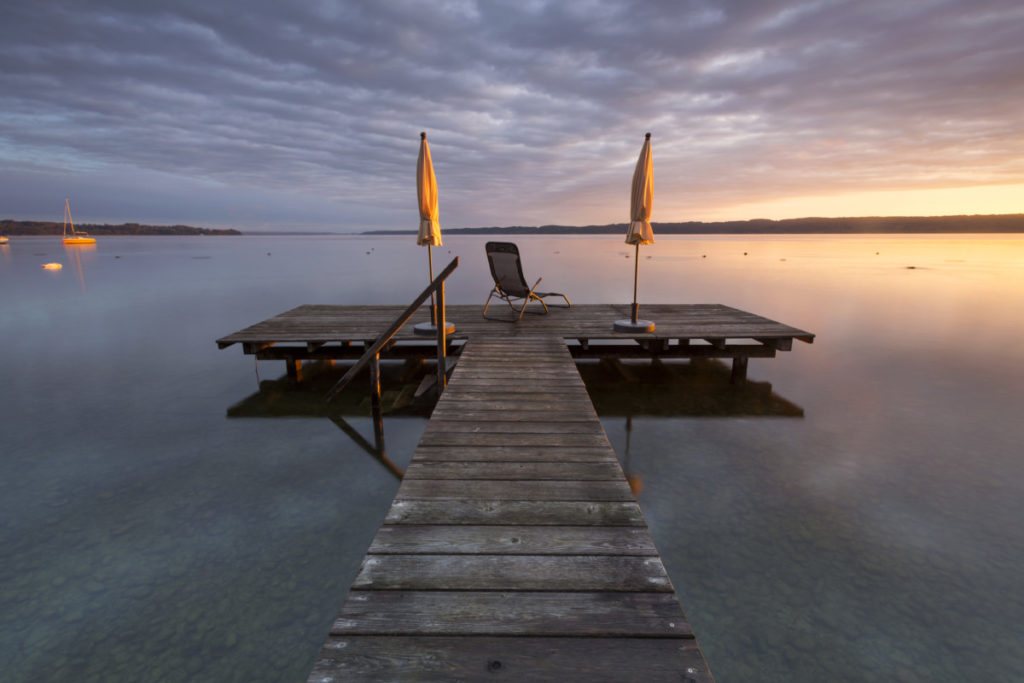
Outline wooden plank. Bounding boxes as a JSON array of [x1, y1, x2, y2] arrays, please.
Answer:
[[423, 421, 605, 434], [395, 479, 635, 501], [412, 445, 618, 462], [352, 555, 673, 591], [308, 636, 714, 682], [436, 378, 584, 392], [404, 461, 623, 480], [417, 432, 611, 447], [332, 591, 692, 637], [384, 500, 647, 526], [368, 525, 657, 555], [428, 409, 597, 422], [432, 397, 596, 411]]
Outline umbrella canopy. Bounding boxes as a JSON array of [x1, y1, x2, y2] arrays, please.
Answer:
[[416, 132, 441, 246], [625, 132, 654, 245]]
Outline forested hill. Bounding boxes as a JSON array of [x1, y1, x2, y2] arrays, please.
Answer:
[[1, 220, 240, 236], [365, 214, 1024, 235]]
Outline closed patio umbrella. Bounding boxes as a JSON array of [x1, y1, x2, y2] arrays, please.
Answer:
[[414, 131, 453, 335], [614, 132, 655, 332]]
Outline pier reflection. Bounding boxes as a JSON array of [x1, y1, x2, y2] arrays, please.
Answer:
[[226, 360, 439, 480], [578, 357, 805, 418], [578, 358, 805, 492], [227, 356, 804, 484]]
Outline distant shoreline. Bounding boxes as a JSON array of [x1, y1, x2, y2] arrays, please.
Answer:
[[0, 219, 240, 236], [364, 213, 1024, 236], [4, 213, 1022, 237]]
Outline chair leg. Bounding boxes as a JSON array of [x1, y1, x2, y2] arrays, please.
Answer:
[[517, 278, 545, 320], [483, 289, 497, 317]]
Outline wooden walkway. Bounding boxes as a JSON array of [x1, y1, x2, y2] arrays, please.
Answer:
[[306, 336, 713, 682]]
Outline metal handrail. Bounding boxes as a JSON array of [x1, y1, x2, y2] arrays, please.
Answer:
[[325, 257, 458, 402]]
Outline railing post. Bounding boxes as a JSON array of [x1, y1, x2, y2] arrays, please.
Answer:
[[435, 280, 447, 393], [325, 257, 457, 403]]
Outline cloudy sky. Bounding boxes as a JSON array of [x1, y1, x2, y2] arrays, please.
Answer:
[[2, 0, 1022, 231]]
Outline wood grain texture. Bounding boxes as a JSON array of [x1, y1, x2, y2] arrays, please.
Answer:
[[383, 500, 648, 526], [308, 636, 713, 683], [395, 479, 635, 501], [411, 445, 618, 462], [403, 461, 624, 480], [332, 591, 693, 637], [352, 554, 674, 591], [367, 525, 656, 555]]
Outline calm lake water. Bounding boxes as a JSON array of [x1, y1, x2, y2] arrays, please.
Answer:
[[2, 234, 1022, 682]]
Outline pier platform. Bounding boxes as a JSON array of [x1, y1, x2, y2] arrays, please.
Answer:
[[217, 303, 814, 383]]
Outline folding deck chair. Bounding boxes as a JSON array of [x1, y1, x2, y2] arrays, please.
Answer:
[[483, 241, 571, 320]]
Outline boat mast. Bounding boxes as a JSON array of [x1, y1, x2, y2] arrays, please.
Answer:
[[64, 198, 75, 237]]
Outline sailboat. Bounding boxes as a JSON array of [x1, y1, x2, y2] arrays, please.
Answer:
[[62, 199, 96, 245]]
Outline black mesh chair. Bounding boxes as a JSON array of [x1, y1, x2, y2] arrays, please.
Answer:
[[483, 241, 571, 320]]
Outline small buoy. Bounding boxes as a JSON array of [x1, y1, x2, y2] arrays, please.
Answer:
[[267, 252, 271, 256], [115, 255, 121, 259], [702, 255, 707, 258], [43, 262, 62, 270], [743, 252, 748, 255]]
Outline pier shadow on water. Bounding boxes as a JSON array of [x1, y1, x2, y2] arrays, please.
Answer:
[[226, 359, 442, 480], [225, 356, 805, 486]]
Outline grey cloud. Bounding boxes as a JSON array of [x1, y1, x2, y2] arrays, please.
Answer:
[[1, 0, 1022, 230]]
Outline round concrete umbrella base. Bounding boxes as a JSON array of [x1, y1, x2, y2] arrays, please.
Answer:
[[413, 321, 455, 336], [613, 319, 655, 333]]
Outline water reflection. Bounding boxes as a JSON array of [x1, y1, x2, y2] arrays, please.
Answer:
[[63, 243, 96, 291], [227, 356, 805, 486], [579, 358, 804, 417], [226, 360, 439, 480]]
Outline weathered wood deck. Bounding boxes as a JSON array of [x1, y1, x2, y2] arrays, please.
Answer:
[[217, 302, 814, 383], [306, 336, 713, 682]]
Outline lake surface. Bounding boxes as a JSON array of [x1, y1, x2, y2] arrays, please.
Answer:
[[2, 234, 1022, 682]]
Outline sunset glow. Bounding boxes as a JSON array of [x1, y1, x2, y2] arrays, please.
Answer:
[[692, 183, 1024, 222]]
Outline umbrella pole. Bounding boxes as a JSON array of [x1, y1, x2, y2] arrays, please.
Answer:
[[631, 242, 640, 324], [427, 245, 436, 324]]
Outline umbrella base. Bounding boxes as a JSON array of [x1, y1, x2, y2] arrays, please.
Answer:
[[614, 319, 655, 333], [413, 321, 455, 336]]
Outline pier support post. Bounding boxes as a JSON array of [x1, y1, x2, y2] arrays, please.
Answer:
[[286, 356, 303, 383], [435, 280, 448, 394], [369, 353, 384, 448], [730, 356, 748, 385]]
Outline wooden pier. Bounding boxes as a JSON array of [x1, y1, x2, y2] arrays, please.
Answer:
[[307, 335, 712, 682], [218, 300, 814, 681], [217, 302, 813, 384]]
